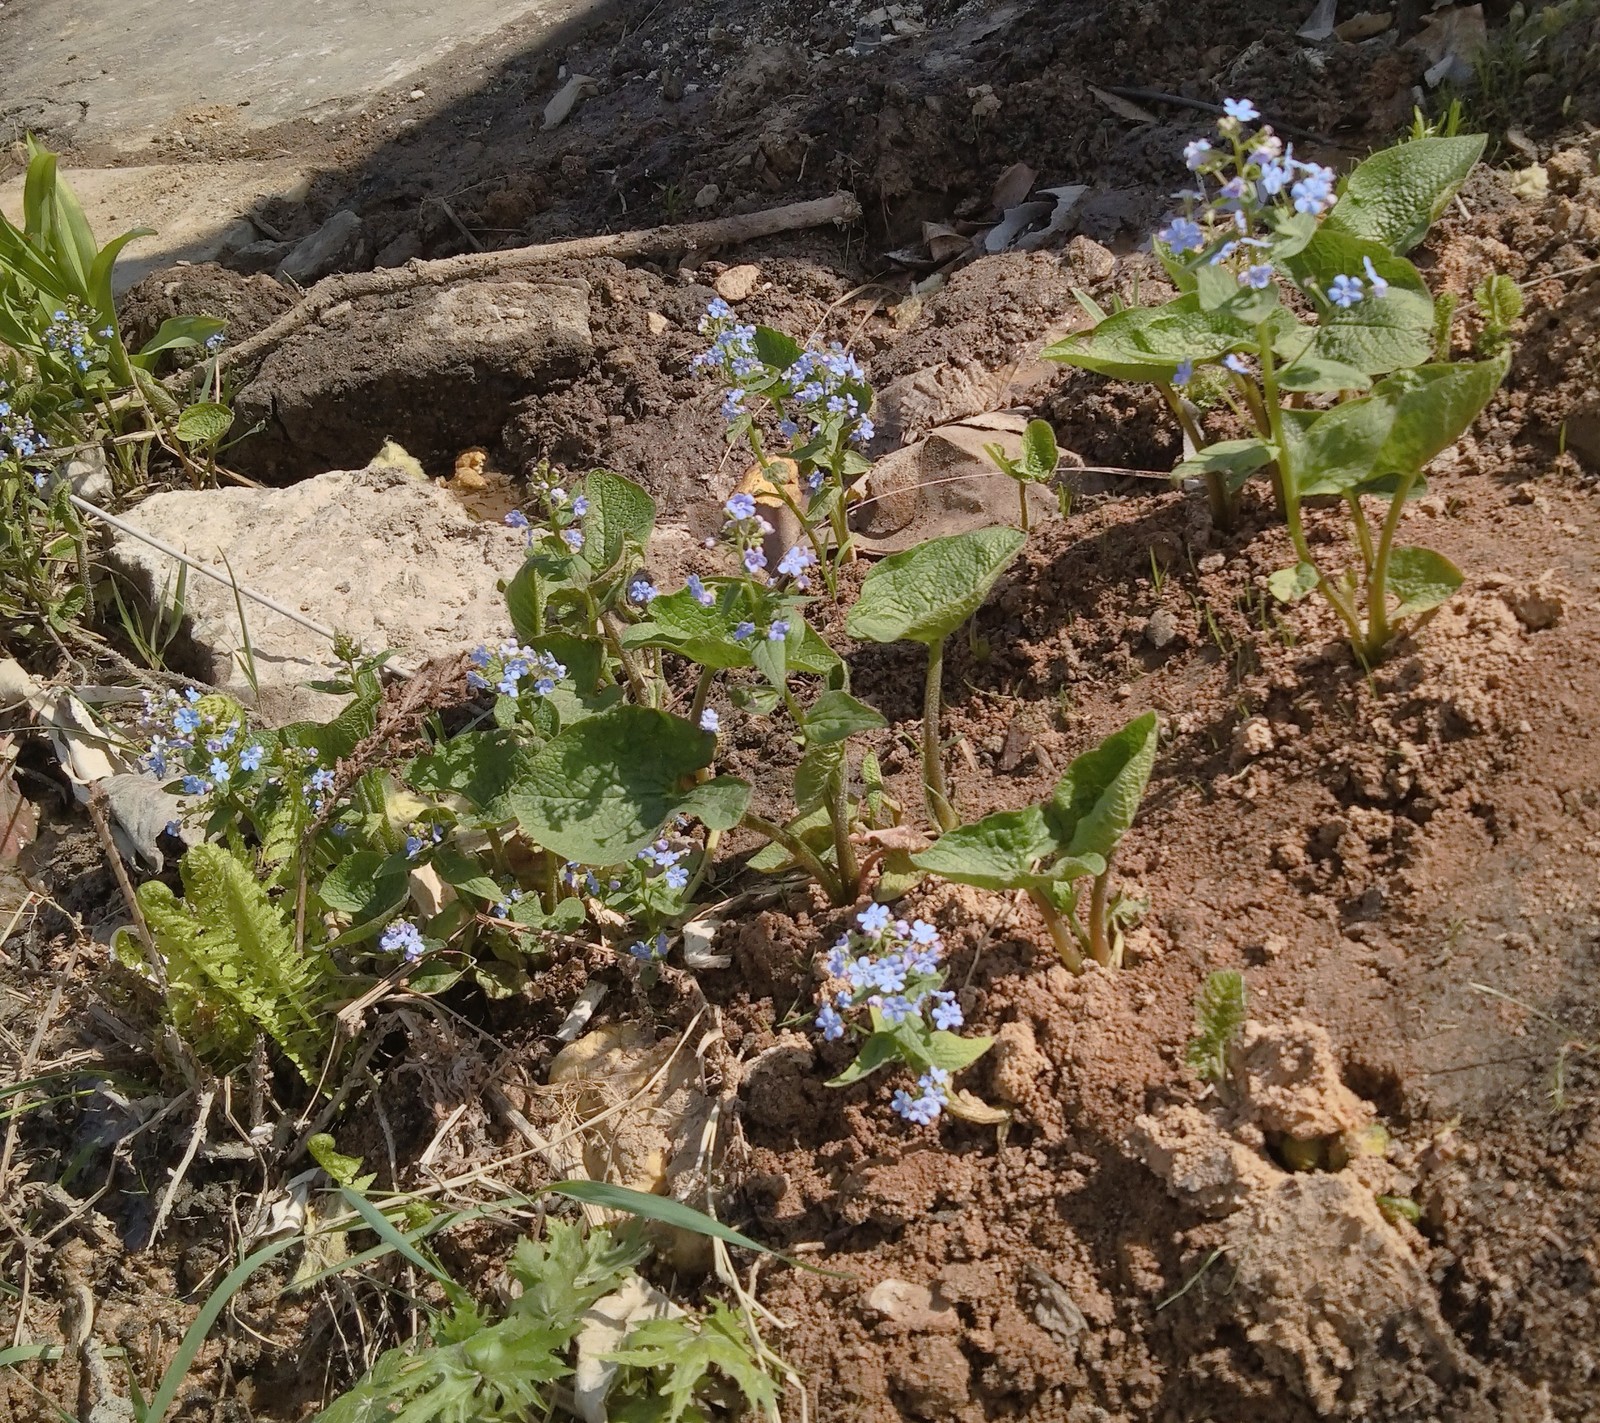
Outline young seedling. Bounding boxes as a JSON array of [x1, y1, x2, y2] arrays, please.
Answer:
[[911, 711, 1159, 969], [982, 418, 1060, 532], [1043, 103, 1509, 661], [845, 526, 1025, 831], [1185, 968, 1247, 1081]]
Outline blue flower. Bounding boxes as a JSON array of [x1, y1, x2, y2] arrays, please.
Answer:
[[1222, 97, 1259, 123], [699, 708, 720, 733], [628, 576, 659, 605], [857, 903, 892, 937], [629, 932, 669, 961], [742, 547, 767, 574], [181, 774, 210, 796], [732, 621, 755, 641], [767, 619, 789, 641], [1328, 274, 1365, 308], [1183, 139, 1214, 171], [931, 992, 964, 1030], [664, 864, 689, 890], [164, 820, 182, 838], [687, 573, 715, 607], [209, 757, 231, 785], [173, 707, 201, 735], [777, 545, 816, 579], [1173, 358, 1194, 387], [504, 510, 530, 530], [1257, 160, 1292, 199], [1223, 353, 1253, 375], [381, 919, 426, 963], [238, 743, 264, 772], [726, 492, 756, 521], [707, 297, 733, 321], [571, 495, 589, 516], [816, 1003, 845, 1040], [1159, 216, 1206, 254], [908, 919, 941, 946], [778, 419, 799, 439], [561, 527, 585, 550], [1290, 166, 1336, 215], [854, 416, 875, 444], [1361, 256, 1389, 298], [1243, 264, 1274, 290], [309, 768, 336, 793]]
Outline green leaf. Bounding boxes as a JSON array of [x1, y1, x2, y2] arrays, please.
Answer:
[[673, 775, 752, 833], [139, 315, 226, 360], [173, 401, 234, 446], [407, 728, 536, 822], [582, 470, 655, 574], [506, 706, 740, 863], [913, 805, 1075, 891], [922, 1029, 996, 1073], [1019, 419, 1059, 480], [1185, 969, 1246, 1081], [752, 324, 803, 370], [318, 850, 409, 922], [432, 845, 504, 902], [1276, 354, 1373, 393], [846, 526, 1025, 647], [306, 1134, 373, 1191], [339, 1187, 464, 1298], [1291, 395, 1397, 496], [1323, 135, 1486, 254], [792, 743, 844, 814], [1052, 710, 1160, 863], [547, 1180, 781, 1256], [605, 1303, 779, 1423], [1042, 303, 1192, 382], [1385, 545, 1463, 620], [826, 1030, 902, 1087], [803, 689, 885, 747], [508, 1219, 649, 1332], [1173, 438, 1274, 488], [1371, 353, 1508, 475], [1268, 562, 1320, 603]]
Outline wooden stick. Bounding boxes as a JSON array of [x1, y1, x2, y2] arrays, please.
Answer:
[[186, 190, 862, 386]]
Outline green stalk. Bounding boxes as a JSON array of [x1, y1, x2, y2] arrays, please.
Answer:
[[600, 611, 653, 705], [826, 767, 860, 899], [1017, 478, 1030, 533], [1158, 382, 1232, 528], [687, 665, 716, 729], [1345, 494, 1375, 575], [1258, 326, 1367, 651], [1229, 371, 1286, 517], [1088, 865, 1113, 968], [1364, 468, 1419, 658], [922, 637, 956, 832], [1027, 889, 1085, 973], [678, 828, 719, 905], [741, 812, 844, 904]]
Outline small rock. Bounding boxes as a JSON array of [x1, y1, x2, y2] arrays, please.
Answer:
[[1495, 572, 1567, 631], [407, 88, 426, 101], [694, 182, 721, 208], [277, 210, 364, 286], [888, 1336, 972, 1419], [660, 70, 683, 102], [1065, 233, 1115, 283], [542, 74, 599, 130], [227, 238, 293, 276], [1334, 10, 1391, 40], [1230, 715, 1275, 767], [864, 1279, 960, 1332], [1198, 552, 1226, 573], [374, 231, 421, 269], [713, 263, 760, 300], [1143, 607, 1179, 650], [1545, 147, 1595, 196], [646, 311, 669, 335], [215, 217, 261, 257]]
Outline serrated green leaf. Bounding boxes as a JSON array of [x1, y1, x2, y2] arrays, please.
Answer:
[[1323, 135, 1486, 254], [846, 526, 1024, 647], [1386, 545, 1463, 620], [508, 1219, 650, 1332], [606, 1303, 779, 1423]]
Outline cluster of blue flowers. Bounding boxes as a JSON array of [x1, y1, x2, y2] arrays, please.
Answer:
[[489, 888, 523, 918], [404, 822, 446, 857], [815, 906, 965, 1124], [1158, 98, 1387, 318], [505, 473, 588, 552], [561, 861, 607, 896], [42, 303, 110, 376], [637, 836, 690, 891], [694, 301, 874, 451], [137, 688, 267, 799], [381, 918, 426, 963], [1, 389, 48, 469], [467, 640, 566, 698], [629, 930, 670, 961]]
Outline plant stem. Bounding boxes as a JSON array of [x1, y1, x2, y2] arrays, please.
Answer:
[[687, 665, 716, 729], [1018, 478, 1030, 533], [1158, 382, 1231, 528], [741, 812, 844, 903], [1364, 468, 1419, 658], [1027, 889, 1084, 973], [679, 828, 719, 904], [922, 637, 956, 832], [1345, 494, 1375, 575], [1088, 865, 1112, 968], [600, 611, 653, 705], [826, 768, 860, 899]]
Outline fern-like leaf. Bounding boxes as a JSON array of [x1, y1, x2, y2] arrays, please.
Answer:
[[136, 843, 332, 1081], [1185, 969, 1246, 1082], [608, 1303, 780, 1423], [508, 1220, 650, 1332]]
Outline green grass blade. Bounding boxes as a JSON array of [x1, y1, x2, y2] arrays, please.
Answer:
[[549, 1180, 782, 1258], [338, 1187, 462, 1297], [142, 1236, 297, 1423]]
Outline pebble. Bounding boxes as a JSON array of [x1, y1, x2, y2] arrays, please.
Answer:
[[408, 88, 426, 101], [1143, 607, 1178, 650], [647, 311, 669, 335], [714, 264, 760, 301], [1198, 552, 1226, 574], [694, 182, 721, 208]]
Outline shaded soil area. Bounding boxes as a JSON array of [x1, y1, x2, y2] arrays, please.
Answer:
[[7, 2, 1600, 1422]]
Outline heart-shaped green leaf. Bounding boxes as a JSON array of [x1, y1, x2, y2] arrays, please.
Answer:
[[1386, 545, 1463, 620], [846, 526, 1025, 647], [802, 690, 886, 747], [1322, 135, 1486, 254]]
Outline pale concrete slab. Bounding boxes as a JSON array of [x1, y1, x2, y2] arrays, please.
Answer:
[[1, 0, 589, 147]]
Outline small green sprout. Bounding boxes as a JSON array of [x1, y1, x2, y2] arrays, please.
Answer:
[[982, 417, 1059, 531], [1185, 969, 1247, 1081]]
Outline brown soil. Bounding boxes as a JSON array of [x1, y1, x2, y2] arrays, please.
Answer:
[[8, 2, 1600, 1422]]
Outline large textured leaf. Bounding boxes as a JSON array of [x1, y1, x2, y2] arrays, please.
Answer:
[[1372, 353, 1509, 475], [1323, 135, 1486, 254], [506, 705, 747, 864], [845, 526, 1025, 646], [911, 804, 1101, 891], [1050, 710, 1160, 862], [802, 689, 885, 747], [581, 470, 655, 574], [135, 844, 330, 1080], [1291, 395, 1397, 496], [407, 728, 538, 822]]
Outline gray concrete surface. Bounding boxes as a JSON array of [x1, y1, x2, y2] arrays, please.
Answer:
[[1, 0, 586, 147]]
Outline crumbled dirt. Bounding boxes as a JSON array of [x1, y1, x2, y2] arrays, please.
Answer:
[[9, 3, 1600, 1422]]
